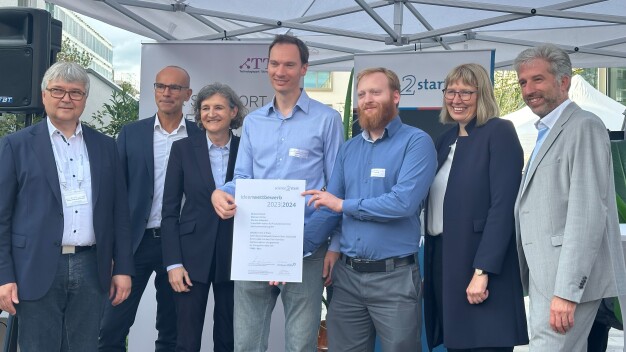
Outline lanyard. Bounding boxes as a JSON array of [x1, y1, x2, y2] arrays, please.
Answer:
[[50, 132, 87, 189]]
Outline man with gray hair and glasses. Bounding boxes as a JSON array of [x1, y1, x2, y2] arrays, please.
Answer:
[[0, 61, 134, 351], [514, 44, 626, 351]]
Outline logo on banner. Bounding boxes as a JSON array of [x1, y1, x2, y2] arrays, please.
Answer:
[[0, 96, 14, 104], [239, 57, 268, 74]]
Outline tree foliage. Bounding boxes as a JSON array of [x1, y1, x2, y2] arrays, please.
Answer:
[[494, 70, 525, 116], [88, 81, 139, 138], [0, 114, 19, 137], [56, 38, 93, 68], [0, 114, 43, 138]]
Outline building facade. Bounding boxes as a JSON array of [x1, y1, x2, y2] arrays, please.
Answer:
[[0, 0, 114, 80]]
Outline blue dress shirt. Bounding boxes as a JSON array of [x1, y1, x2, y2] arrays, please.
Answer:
[[207, 134, 231, 189], [220, 90, 344, 249], [303, 116, 437, 259]]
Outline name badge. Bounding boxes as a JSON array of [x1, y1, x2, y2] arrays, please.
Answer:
[[288, 148, 309, 159], [370, 168, 386, 178], [64, 189, 89, 207]]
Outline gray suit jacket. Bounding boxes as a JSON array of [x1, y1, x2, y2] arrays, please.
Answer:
[[515, 102, 626, 303]]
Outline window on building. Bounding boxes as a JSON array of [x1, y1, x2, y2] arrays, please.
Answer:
[[608, 68, 626, 105], [304, 71, 332, 91]]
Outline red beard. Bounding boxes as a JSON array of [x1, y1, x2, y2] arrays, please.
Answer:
[[358, 97, 397, 132]]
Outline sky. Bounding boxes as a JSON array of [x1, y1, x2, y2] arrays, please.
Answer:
[[80, 15, 153, 82]]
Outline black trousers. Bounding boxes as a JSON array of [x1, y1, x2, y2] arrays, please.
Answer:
[[173, 279, 234, 352], [173, 245, 233, 352], [99, 232, 177, 352]]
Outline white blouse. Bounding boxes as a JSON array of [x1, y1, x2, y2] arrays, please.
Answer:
[[427, 140, 456, 236]]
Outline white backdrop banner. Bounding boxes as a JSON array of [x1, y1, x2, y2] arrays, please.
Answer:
[[354, 50, 495, 109], [133, 41, 288, 352], [139, 42, 275, 120]]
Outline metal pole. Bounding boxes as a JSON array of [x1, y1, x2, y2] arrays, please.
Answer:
[[2, 315, 18, 352]]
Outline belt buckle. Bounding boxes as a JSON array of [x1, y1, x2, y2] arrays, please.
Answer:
[[350, 258, 372, 272], [151, 228, 160, 238]]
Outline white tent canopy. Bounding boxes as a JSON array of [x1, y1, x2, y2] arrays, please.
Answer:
[[47, 0, 626, 70], [503, 74, 626, 158]]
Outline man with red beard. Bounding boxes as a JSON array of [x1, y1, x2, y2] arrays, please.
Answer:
[[302, 67, 437, 351]]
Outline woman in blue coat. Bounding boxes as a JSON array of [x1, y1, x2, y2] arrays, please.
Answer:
[[424, 63, 528, 351]]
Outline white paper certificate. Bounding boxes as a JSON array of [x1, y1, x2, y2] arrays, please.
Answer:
[[231, 179, 306, 282]]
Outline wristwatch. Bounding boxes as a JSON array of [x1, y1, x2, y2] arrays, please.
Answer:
[[474, 268, 487, 276]]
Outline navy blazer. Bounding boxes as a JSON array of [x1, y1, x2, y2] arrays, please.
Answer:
[[161, 132, 240, 283], [424, 117, 528, 349], [117, 116, 201, 253], [0, 120, 134, 300]]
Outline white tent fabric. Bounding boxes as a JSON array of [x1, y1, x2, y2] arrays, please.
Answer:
[[502, 74, 626, 159], [46, 0, 626, 70]]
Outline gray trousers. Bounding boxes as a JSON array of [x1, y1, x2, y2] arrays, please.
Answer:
[[528, 273, 601, 352], [327, 258, 422, 352]]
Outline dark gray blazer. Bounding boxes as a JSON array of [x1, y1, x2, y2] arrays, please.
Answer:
[[116, 115, 201, 253]]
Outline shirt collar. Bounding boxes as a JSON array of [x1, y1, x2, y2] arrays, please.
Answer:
[[154, 115, 187, 133], [535, 99, 571, 130], [46, 117, 82, 138], [267, 89, 310, 118], [207, 133, 232, 150], [360, 115, 402, 143]]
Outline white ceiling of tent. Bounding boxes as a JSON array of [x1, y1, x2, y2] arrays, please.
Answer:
[[47, 0, 626, 70]]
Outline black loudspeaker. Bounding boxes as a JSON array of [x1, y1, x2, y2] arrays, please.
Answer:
[[50, 18, 62, 65], [0, 8, 61, 113]]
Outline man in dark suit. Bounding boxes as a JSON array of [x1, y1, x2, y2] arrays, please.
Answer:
[[99, 66, 200, 351], [0, 62, 134, 351]]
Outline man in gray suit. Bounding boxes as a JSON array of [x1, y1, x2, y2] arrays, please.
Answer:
[[514, 44, 626, 351]]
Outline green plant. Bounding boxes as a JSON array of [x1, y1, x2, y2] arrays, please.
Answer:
[[56, 38, 93, 68], [0, 114, 43, 138], [88, 82, 139, 138], [343, 69, 354, 140]]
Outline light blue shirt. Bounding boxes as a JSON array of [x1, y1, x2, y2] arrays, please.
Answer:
[[303, 116, 437, 259], [207, 134, 231, 189], [221, 90, 344, 250], [528, 99, 572, 170]]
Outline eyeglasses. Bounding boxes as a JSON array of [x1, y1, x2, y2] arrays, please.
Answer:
[[154, 83, 189, 93], [46, 88, 86, 101], [442, 89, 477, 101]]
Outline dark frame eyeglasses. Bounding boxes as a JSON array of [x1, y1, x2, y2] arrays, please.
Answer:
[[46, 88, 86, 101], [442, 89, 477, 101], [154, 83, 189, 93]]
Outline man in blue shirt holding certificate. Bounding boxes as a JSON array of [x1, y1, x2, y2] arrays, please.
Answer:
[[303, 67, 437, 352], [211, 35, 344, 352]]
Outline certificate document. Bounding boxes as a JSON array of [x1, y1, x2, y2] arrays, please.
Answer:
[[231, 179, 306, 282]]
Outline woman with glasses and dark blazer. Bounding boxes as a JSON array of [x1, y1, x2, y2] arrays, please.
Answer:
[[424, 64, 529, 352]]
